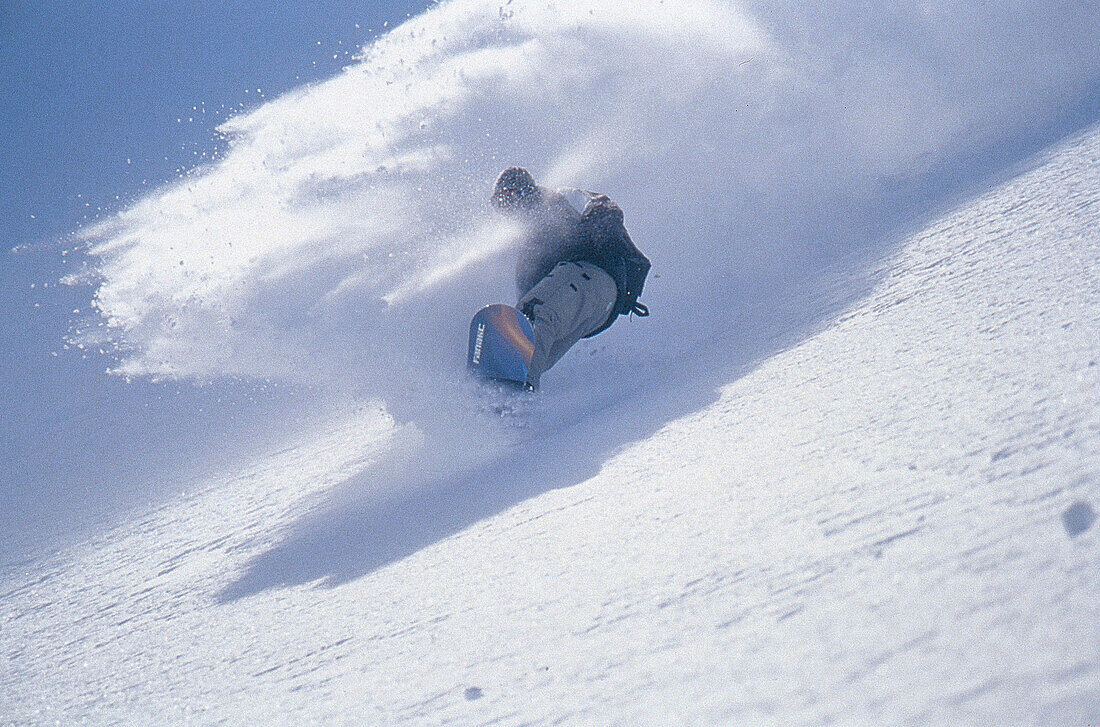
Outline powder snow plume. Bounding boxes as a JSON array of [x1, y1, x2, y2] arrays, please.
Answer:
[[79, 0, 1100, 412]]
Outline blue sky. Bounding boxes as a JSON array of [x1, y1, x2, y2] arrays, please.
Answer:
[[1, 0, 427, 246], [0, 0, 428, 559]]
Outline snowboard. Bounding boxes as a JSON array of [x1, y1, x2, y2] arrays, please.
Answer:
[[467, 304, 536, 389]]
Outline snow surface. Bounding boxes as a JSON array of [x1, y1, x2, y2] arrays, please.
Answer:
[[5, 0, 1100, 723], [4, 93, 1100, 727]]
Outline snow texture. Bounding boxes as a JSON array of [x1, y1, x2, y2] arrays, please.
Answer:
[[4, 0, 1100, 723]]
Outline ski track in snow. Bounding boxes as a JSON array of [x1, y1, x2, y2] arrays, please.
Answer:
[[3, 114, 1099, 724]]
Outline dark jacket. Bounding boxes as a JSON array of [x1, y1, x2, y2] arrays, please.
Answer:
[[492, 168, 650, 337]]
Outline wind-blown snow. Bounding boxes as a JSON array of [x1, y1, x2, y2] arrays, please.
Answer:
[[79, 0, 1100, 403]]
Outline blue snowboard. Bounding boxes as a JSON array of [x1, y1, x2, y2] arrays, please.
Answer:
[[467, 304, 536, 388]]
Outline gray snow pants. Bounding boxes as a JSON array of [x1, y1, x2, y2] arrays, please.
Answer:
[[517, 261, 618, 388]]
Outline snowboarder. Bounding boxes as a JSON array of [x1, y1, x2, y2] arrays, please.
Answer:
[[490, 166, 651, 389]]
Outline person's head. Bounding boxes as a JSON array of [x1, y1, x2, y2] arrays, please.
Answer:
[[491, 167, 539, 211]]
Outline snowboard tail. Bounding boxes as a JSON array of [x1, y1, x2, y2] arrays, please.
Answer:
[[467, 304, 535, 388]]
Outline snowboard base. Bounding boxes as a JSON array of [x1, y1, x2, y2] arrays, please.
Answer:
[[467, 304, 536, 389]]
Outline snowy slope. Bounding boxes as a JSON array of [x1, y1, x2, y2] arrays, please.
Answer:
[[3, 115, 1098, 726], [7, 0, 1092, 567]]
